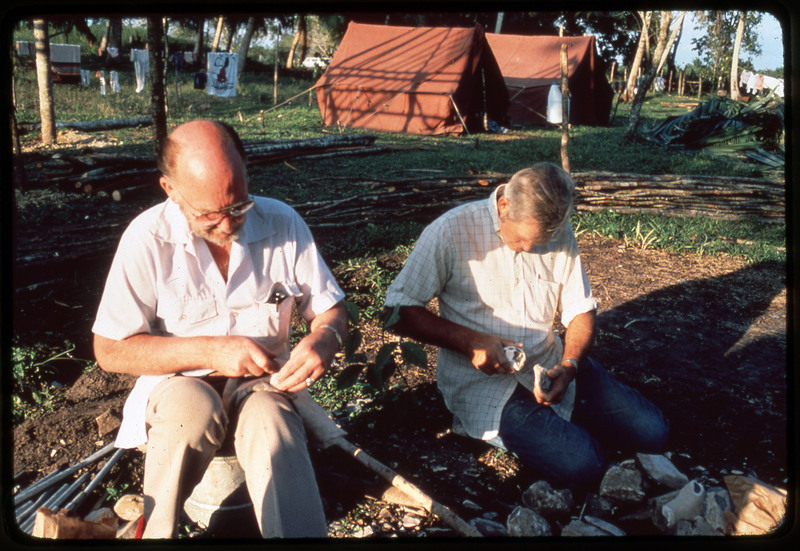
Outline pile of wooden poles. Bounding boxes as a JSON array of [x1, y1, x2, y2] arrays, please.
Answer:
[[14, 444, 125, 535]]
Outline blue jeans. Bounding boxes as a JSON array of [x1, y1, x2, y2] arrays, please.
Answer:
[[497, 357, 669, 492]]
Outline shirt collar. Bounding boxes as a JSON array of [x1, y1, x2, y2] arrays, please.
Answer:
[[151, 197, 275, 245], [488, 184, 505, 236]]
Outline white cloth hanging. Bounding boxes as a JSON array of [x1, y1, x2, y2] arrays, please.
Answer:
[[207, 52, 238, 97], [131, 49, 149, 93], [110, 70, 121, 93]]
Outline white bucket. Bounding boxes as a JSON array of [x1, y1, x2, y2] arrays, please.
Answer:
[[184, 455, 259, 537]]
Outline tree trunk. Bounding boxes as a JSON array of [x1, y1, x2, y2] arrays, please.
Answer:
[[211, 16, 224, 52], [33, 19, 56, 145], [286, 17, 302, 69], [656, 11, 685, 75], [193, 17, 205, 61], [624, 12, 672, 141], [97, 19, 110, 57], [147, 17, 168, 154], [625, 11, 651, 102], [494, 12, 504, 34], [730, 11, 746, 101], [560, 43, 570, 173], [223, 21, 234, 51], [237, 16, 256, 74], [273, 27, 281, 104]]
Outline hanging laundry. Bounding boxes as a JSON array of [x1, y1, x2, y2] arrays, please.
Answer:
[[107, 47, 119, 59], [131, 49, 149, 93], [110, 71, 121, 93], [97, 70, 107, 96], [170, 51, 184, 72], [207, 52, 238, 97], [50, 44, 81, 83], [80, 69, 91, 86]]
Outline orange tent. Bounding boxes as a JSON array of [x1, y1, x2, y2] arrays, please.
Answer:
[[486, 33, 614, 126], [315, 22, 509, 135]]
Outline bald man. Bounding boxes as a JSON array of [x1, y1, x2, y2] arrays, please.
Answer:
[[92, 121, 347, 538]]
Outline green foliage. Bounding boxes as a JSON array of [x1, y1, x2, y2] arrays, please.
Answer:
[[11, 343, 74, 422], [574, 210, 785, 263]]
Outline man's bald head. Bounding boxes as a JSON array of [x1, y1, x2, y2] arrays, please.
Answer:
[[157, 120, 247, 181]]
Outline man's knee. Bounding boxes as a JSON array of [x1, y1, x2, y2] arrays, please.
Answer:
[[234, 390, 306, 448], [147, 376, 227, 447]]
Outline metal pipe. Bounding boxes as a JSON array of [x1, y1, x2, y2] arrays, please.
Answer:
[[14, 443, 115, 505], [62, 448, 126, 512]]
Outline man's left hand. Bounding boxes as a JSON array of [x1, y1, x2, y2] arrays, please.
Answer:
[[532, 360, 577, 406]]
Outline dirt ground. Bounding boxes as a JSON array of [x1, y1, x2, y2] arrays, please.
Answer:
[[10, 156, 788, 537]]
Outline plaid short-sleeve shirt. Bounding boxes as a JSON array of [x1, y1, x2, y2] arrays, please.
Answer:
[[384, 186, 597, 441]]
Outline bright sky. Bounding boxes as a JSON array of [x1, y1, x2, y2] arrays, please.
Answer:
[[673, 11, 784, 71]]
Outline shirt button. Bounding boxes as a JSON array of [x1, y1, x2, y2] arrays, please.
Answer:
[[179, 314, 187, 320], [231, 312, 239, 318]]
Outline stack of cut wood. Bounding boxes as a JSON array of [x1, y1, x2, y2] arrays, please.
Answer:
[[572, 171, 785, 223], [19, 135, 391, 199]]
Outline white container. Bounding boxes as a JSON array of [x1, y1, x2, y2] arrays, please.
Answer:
[[184, 454, 259, 537], [547, 82, 570, 124]]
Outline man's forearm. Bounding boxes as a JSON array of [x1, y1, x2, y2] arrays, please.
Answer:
[[93, 333, 217, 376], [386, 305, 476, 357], [562, 310, 597, 366]]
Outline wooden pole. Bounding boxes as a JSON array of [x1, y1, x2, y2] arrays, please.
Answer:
[[560, 43, 570, 173], [334, 438, 482, 537]]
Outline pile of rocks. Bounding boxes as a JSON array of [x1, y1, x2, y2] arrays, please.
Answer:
[[462, 452, 781, 537]]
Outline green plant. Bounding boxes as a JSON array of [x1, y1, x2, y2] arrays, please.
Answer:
[[104, 482, 131, 502], [11, 343, 75, 422]]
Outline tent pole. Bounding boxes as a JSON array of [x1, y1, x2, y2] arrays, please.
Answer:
[[449, 95, 470, 135]]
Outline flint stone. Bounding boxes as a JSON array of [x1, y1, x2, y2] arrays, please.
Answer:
[[113, 494, 144, 522], [702, 487, 734, 534], [561, 519, 615, 536], [402, 513, 423, 529], [522, 480, 575, 516], [599, 465, 645, 503], [649, 489, 681, 532], [469, 517, 508, 537], [583, 493, 616, 518], [506, 506, 552, 537], [583, 515, 626, 536], [662, 481, 705, 528], [675, 516, 719, 536], [636, 453, 690, 489]]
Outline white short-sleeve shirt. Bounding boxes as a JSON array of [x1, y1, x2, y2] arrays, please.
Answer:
[[384, 186, 597, 441], [93, 197, 345, 448]]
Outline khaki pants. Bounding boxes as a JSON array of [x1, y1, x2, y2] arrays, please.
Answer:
[[141, 375, 327, 538]]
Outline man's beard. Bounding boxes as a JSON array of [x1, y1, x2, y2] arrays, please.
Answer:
[[180, 204, 245, 246]]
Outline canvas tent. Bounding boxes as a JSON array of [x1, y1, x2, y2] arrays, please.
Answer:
[[486, 33, 613, 126], [314, 22, 509, 135]]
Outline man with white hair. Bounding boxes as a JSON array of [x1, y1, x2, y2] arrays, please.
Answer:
[[93, 120, 347, 538], [384, 163, 669, 493]]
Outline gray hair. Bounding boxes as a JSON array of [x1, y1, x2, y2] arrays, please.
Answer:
[[504, 163, 576, 237]]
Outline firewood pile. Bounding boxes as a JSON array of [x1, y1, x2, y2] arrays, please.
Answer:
[[572, 171, 785, 223], [19, 134, 392, 200], [14, 132, 784, 291]]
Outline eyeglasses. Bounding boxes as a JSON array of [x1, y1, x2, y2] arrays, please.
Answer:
[[177, 190, 255, 228]]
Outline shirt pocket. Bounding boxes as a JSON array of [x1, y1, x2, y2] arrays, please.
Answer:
[[256, 281, 302, 336], [531, 274, 561, 323], [157, 294, 220, 336]]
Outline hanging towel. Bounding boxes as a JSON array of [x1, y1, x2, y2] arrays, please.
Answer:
[[207, 52, 238, 97]]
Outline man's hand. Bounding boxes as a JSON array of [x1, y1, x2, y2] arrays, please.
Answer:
[[270, 302, 348, 393], [270, 329, 336, 392], [468, 333, 524, 375], [533, 360, 577, 406], [207, 336, 279, 378]]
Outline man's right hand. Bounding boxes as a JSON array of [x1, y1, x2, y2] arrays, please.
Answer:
[[207, 336, 279, 378], [468, 333, 523, 375]]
